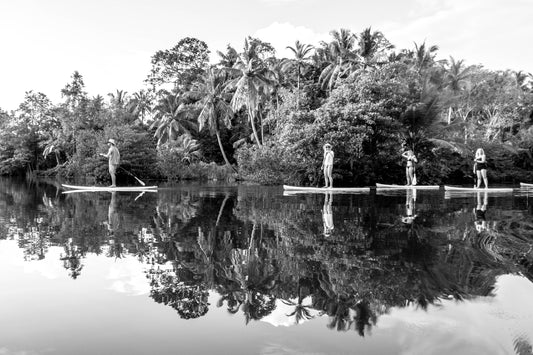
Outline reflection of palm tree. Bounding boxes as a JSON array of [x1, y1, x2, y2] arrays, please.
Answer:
[[282, 278, 315, 324], [60, 237, 84, 279]]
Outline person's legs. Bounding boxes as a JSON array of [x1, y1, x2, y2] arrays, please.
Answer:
[[326, 165, 333, 188], [476, 170, 482, 188], [109, 164, 117, 187], [406, 167, 413, 185], [481, 169, 488, 188], [323, 166, 329, 187]]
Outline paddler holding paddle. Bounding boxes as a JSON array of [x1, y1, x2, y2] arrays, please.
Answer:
[[100, 138, 120, 187]]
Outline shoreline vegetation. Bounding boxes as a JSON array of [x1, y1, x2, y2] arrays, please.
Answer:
[[1, 29, 532, 186]]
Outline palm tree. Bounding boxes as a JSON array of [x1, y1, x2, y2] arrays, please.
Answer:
[[357, 27, 394, 69], [190, 67, 236, 171], [442, 57, 473, 125], [216, 45, 239, 69], [318, 29, 359, 92], [128, 90, 153, 125], [444, 57, 473, 93], [412, 42, 440, 75], [151, 93, 197, 146], [285, 41, 314, 109], [228, 38, 273, 147], [108, 89, 128, 109]]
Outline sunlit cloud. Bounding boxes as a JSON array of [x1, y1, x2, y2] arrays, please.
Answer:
[[253, 22, 328, 58]]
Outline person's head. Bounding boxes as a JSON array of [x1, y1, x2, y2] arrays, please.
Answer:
[[406, 149, 413, 156], [324, 143, 332, 151], [475, 148, 484, 156], [108, 138, 116, 146]]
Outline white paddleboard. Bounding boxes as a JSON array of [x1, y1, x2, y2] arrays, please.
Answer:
[[283, 185, 370, 192], [62, 184, 158, 192], [444, 186, 513, 192], [520, 182, 533, 188], [376, 183, 440, 190]]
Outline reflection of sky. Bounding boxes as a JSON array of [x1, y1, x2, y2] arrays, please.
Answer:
[[1, 236, 533, 355], [378, 275, 533, 355]]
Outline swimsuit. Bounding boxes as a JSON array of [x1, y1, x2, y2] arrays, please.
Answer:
[[324, 151, 334, 166]]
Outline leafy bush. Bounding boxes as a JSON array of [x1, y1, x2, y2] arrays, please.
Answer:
[[236, 143, 302, 185]]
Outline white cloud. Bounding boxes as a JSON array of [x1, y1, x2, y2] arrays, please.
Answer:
[[380, 0, 533, 72], [253, 22, 329, 59]]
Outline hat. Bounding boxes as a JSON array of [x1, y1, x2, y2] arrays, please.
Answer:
[[108, 139, 116, 145], [324, 143, 332, 148]]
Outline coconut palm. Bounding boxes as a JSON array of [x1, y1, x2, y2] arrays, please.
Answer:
[[285, 41, 314, 109], [190, 67, 236, 171], [128, 90, 153, 124], [228, 38, 273, 147], [442, 57, 474, 125], [216, 45, 239, 69], [151, 93, 198, 146], [318, 29, 359, 92], [443, 57, 473, 93], [357, 27, 394, 69], [412, 42, 440, 75]]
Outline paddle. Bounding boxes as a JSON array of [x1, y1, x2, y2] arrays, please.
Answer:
[[119, 167, 146, 186]]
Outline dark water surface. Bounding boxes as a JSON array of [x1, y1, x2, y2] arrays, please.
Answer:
[[1, 178, 533, 355]]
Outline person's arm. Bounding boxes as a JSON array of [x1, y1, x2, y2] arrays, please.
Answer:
[[100, 147, 111, 158], [401, 152, 409, 159], [412, 155, 418, 163]]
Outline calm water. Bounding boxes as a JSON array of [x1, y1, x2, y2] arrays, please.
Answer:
[[1, 178, 533, 355]]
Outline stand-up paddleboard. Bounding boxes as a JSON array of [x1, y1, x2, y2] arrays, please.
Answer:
[[283, 185, 370, 193], [62, 184, 158, 192], [444, 185, 513, 192], [520, 182, 533, 188], [376, 183, 440, 190]]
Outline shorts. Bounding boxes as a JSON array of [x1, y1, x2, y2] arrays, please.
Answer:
[[109, 164, 118, 175], [475, 162, 487, 171]]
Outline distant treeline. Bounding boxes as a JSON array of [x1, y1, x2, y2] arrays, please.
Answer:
[[1, 28, 532, 185]]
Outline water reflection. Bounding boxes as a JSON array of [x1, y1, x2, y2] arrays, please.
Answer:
[[1, 178, 533, 353], [322, 192, 334, 237]]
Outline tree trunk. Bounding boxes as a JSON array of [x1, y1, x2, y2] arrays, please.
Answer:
[[249, 107, 262, 147], [216, 131, 237, 173], [296, 64, 300, 110]]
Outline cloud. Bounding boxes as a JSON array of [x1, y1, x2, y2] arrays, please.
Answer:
[[253, 22, 329, 58], [380, 0, 533, 72]]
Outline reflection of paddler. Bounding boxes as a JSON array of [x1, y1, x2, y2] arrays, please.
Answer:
[[474, 190, 488, 232], [107, 192, 120, 232], [402, 189, 417, 224], [323, 192, 334, 236]]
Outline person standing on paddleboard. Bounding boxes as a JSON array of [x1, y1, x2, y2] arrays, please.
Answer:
[[474, 148, 488, 189], [321, 143, 334, 188], [100, 139, 120, 187], [401, 149, 418, 185]]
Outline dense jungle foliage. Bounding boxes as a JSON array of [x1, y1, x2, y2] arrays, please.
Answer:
[[1, 29, 533, 185]]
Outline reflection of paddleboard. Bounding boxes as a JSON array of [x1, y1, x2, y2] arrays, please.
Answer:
[[520, 182, 533, 188], [444, 186, 513, 192], [62, 184, 158, 192], [376, 183, 440, 190], [283, 185, 370, 193]]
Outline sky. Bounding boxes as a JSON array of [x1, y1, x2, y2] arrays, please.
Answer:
[[0, 0, 532, 111]]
